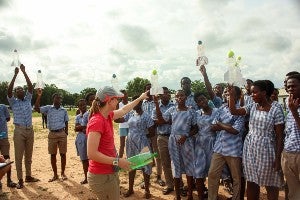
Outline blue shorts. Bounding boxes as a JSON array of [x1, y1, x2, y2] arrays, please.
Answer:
[[75, 133, 88, 161], [119, 128, 129, 137]]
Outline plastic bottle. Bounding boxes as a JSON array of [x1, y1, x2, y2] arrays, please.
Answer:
[[35, 70, 45, 89], [11, 49, 21, 68], [127, 151, 158, 170], [111, 74, 119, 91], [150, 69, 163, 95], [196, 41, 208, 66]]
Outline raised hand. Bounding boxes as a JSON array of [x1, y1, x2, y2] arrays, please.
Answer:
[[14, 67, 19, 75], [20, 64, 25, 73], [288, 94, 300, 113]]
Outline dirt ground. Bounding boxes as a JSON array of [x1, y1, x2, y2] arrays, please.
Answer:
[[0, 116, 285, 199]]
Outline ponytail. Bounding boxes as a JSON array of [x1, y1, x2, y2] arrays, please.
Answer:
[[88, 98, 106, 119]]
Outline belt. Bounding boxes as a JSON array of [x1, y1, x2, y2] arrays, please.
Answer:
[[14, 124, 33, 129], [157, 134, 170, 137], [50, 128, 65, 132]]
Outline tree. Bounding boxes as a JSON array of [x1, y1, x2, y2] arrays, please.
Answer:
[[125, 77, 150, 97], [191, 80, 209, 97]]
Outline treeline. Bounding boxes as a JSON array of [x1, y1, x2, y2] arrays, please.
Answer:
[[0, 77, 210, 106]]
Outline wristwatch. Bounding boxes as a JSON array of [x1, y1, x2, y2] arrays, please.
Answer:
[[112, 158, 119, 166]]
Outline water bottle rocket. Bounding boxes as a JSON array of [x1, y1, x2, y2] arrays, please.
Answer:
[[150, 69, 163, 95], [35, 70, 45, 89], [196, 41, 208, 66], [111, 74, 119, 91], [11, 49, 21, 68]]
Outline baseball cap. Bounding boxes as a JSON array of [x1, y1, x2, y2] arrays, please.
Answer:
[[96, 86, 124, 102]]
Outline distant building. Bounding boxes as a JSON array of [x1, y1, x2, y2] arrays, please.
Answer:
[[278, 88, 288, 111]]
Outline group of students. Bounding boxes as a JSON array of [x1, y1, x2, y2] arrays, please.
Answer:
[[84, 65, 299, 200], [0, 64, 299, 200]]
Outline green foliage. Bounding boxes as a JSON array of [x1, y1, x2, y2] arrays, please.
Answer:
[[191, 80, 209, 97], [125, 77, 150, 97]]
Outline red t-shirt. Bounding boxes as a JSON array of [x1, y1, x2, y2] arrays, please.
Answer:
[[86, 112, 116, 174]]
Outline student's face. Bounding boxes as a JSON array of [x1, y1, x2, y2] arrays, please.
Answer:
[[160, 89, 171, 103], [78, 101, 87, 113], [175, 91, 186, 105], [181, 78, 191, 92], [108, 97, 119, 109], [214, 85, 223, 96], [270, 90, 279, 102], [196, 95, 208, 109], [222, 87, 229, 102], [251, 85, 266, 103], [287, 78, 300, 98], [15, 87, 25, 99], [245, 80, 253, 91], [53, 95, 62, 105]]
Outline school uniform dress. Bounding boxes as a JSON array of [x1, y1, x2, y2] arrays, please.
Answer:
[[75, 113, 88, 161], [163, 107, 196, 178], [243, 103, 285, 187], [125, 111, 154, 175], [194, 108, 218, 178]]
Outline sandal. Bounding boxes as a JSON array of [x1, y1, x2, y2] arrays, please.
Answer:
[[80, 179, 88, 184], [7, 180, 17, 188], [163, 187, 174, 195], [48, 175, 59, 182], [156, 179, 166, 187], [25, 176, 40, 183], [123, 190, 134, 198], [61, 174, 68, 181], [16, 181, 24, 189], [144, 192, 151, 199]]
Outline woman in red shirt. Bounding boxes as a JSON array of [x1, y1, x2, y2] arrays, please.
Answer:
[[86, 86, 148, 199]]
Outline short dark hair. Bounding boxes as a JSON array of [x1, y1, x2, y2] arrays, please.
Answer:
[[85, 92, 95, 102], [246, 79, 253, 83], [77, 99, 86, 106], [286, 71, 299, 77], [52, 93, 62, 100], [287, 73, 300, 82], [194, 92, 207, 102]]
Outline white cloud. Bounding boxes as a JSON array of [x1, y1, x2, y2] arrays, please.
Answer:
[[0, 0, 299, 93]]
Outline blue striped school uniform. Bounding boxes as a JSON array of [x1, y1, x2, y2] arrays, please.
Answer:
[[194, 108, 218, 178], [163, 106, 196, 178], [243, 103, 285, 187], [125, 111, 154, 175], [284, 106, 300, 152], [40, 105, 69, 130]]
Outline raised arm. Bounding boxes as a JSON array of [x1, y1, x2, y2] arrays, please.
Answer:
[[228, 85, 247, 116], [199, 65, 215, 101], [7, 67, 19, 98], [274, 123, 284, 171], [153, 95, 169, 125], [20, 64, 33, 94], [34, 89, 42, 113], [113, 91, 148, 120]]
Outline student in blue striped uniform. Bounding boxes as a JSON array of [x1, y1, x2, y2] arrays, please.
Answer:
[[157, 90, 197, 200], [208, 86, 245, 200], [35, 90, 69, 183], [228, 80, 285, 200], [117, 95, 155, 199], [193, 92, 218, 200], [282, 74, 300, 200], [7, 65, 40, 189]]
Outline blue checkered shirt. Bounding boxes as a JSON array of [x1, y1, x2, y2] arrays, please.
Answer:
[[142, 99, 155, 116], [0, 104, 10, 134], [152, 101, 174, 135], [284, 107, 300, 152], [40, 105, 69, 130], [7, 92, 33, 127], [213, 104, 245, 157]]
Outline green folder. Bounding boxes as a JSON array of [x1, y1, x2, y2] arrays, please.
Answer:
[[127, 152, 158, 170]]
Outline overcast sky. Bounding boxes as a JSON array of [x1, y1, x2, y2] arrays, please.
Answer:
[[0, 0, 299, 93]]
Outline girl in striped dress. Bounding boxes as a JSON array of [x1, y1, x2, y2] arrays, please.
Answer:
[[194, 92, 218, 200], [228, 80, 285, 200], [158, 90, 197, 200], [117, 96, 155, 199]]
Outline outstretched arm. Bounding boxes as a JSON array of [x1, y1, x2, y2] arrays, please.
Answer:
[[199, 65, 215, 101], [20, 64, 33, 94], [228, 85, 247, 116], [113, 91, 148, 120], [34, 89, 42, 113], [7, 67, 19, 98]]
